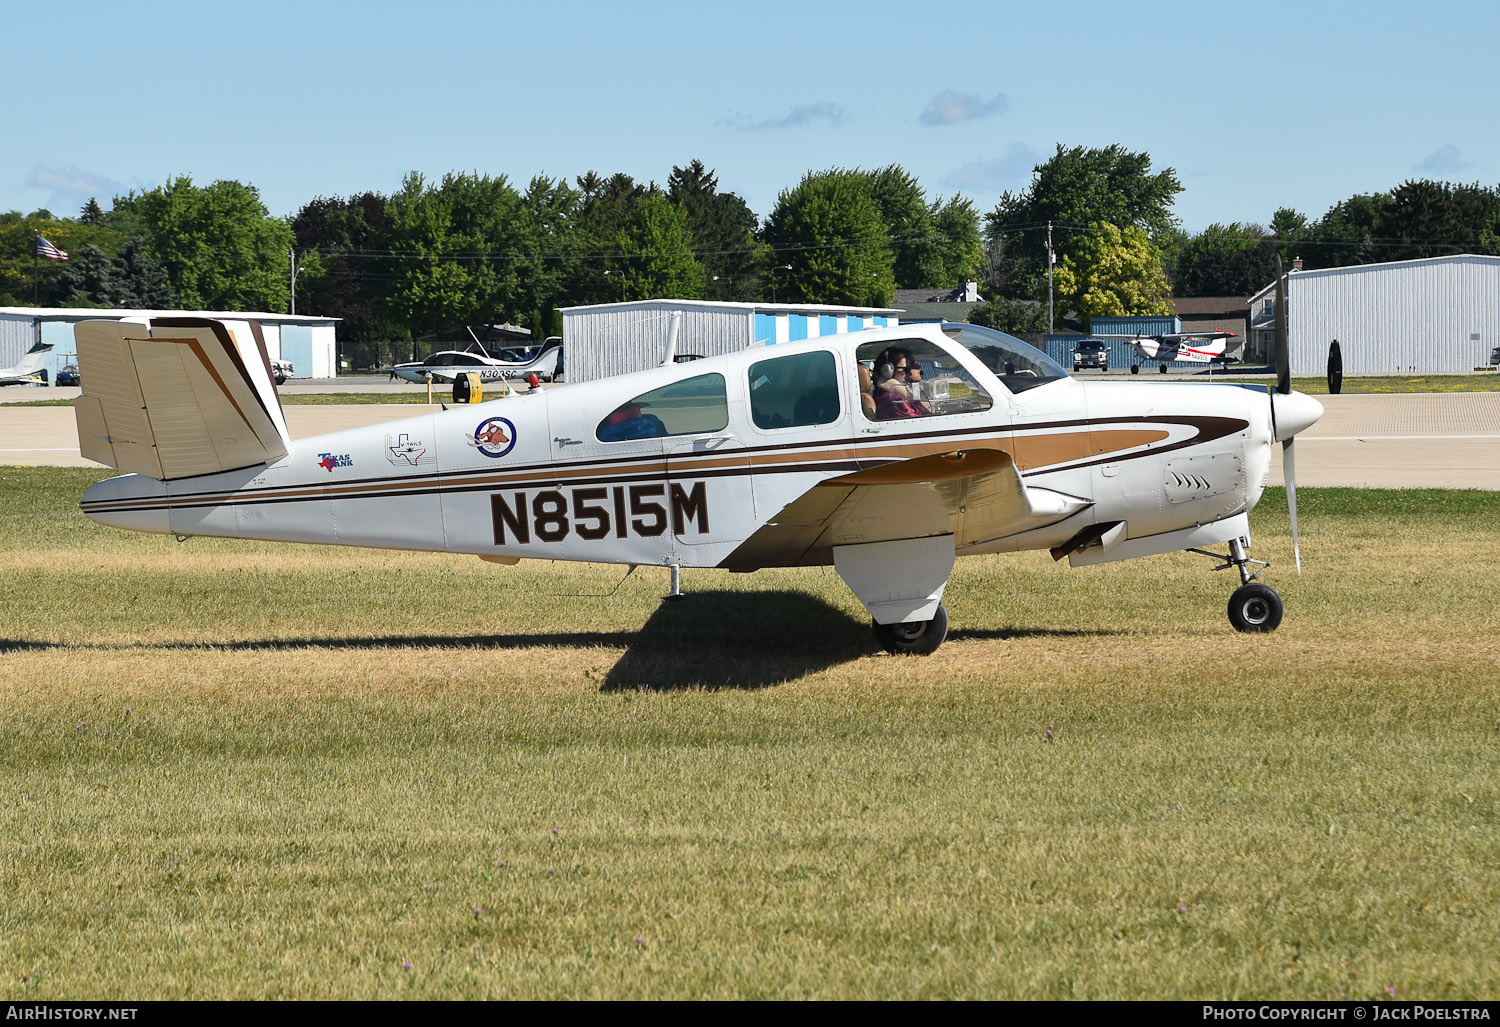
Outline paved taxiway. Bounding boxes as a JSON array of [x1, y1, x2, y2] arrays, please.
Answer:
[[3, 384, 1497, 490]]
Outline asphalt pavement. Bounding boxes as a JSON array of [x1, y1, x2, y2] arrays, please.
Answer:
[[4, 381, 1498, 489]]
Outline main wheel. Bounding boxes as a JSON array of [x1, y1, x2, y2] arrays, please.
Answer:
[[1228, 583, 1283, 633], [1130, 364, 1140, 374], [1159, 363, 1169, 374], [873, 602, 949, 655]]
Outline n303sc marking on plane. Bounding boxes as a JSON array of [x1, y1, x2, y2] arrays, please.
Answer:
[[73, 299, 1320, 656]]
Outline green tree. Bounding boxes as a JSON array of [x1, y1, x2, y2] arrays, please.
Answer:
[[1052, 222, 1174, 318], [513, 175, 584, 338], [929, 194, 983, 287], [57, 243, 123, 306], [111, 177, 293, 310], [79, 198, 106, 225], [383, 171, 530, 343], [1171, 222, 1279, 297], [984, 144, 1182, 301], [668, 160, 760, 301], [760, 169, 894, 305], [292, 192, 399, 364], [111, 237, 178, 308], [613, 194, 704, 300], [966, 296, 1049, 335]]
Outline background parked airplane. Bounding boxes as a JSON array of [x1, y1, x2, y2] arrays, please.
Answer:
[[0, 342, 54, 385]]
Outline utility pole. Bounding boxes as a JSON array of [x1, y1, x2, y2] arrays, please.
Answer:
[[1046, 220, 1055, 333], [288, 249, 297, 315]]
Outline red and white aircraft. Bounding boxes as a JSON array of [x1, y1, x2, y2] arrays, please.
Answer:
[[1126, 330, 1242, 374], [72, 278, 1318, 656]]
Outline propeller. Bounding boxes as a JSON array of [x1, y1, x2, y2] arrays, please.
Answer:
[[1272, 255, 1302, 573]]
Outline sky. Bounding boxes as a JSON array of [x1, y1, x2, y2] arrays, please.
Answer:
[[8, 0, 1499, 238]]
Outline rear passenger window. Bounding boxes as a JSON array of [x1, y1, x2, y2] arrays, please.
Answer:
[[747, 351, 840, 430], [596, 373, 728, 442]]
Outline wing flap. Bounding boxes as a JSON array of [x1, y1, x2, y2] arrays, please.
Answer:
[[722, 448, 1091, 569]]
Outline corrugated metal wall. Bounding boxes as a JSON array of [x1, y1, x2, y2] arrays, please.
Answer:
[[561, 302, 897, 383], [0, 313, 39, 369], [1289, 257, 1500, 375]]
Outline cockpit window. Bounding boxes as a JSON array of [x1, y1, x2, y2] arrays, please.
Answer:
[[855, 339, 993, 420], [940, 323, 1069, 392], [596, 373, 728, 442]]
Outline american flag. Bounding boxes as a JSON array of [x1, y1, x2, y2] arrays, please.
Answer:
[[36, 235, 68, 261]]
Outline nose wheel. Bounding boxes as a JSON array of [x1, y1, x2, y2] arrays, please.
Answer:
[[1188, 537, 1285, 634], [1227, 582, 1283, 633]]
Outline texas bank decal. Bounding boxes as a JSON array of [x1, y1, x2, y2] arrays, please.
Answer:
[[467, 416, 517, 459], [317, 452, 353, 472]]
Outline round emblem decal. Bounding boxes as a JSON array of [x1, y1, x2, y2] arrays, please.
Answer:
[[467, 416, 516, 459]]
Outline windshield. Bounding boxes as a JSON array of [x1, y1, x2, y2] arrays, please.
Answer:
[[939, 323, 1068, 393]]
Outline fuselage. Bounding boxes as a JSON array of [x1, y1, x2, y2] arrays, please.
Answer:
[[81, 324, 1316, 573]]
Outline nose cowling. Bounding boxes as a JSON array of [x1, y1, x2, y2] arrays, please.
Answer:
[[1273, 391, 1323, 442]]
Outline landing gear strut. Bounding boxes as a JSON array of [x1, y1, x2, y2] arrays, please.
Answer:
[[1188, 537, 1284, 633], [873, 602, 949, 655]]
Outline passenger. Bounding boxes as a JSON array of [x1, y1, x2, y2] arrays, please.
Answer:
[[872, 348, 929, 419]]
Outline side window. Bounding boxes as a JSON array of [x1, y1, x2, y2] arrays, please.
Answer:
[[596, 373, 728, 442], [855, 339, 993, 421], [747, 351, 841, 430]]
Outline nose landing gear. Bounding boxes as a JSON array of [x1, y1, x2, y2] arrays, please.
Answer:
[[1188, 536, 1285, 633]]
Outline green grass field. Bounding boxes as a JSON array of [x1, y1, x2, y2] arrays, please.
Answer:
[[2, 469, 1497, 999]]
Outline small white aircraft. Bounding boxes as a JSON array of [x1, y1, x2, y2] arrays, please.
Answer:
[[0, 342, 55, 386], [386, 337, 562, 385], [1126, 330, 1243, 374], [73, 270, 1318, 656]]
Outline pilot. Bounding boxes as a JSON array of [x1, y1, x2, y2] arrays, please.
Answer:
[[872, 347, 929, 419]]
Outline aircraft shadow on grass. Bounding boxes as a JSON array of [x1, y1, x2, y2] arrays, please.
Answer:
[[0, 590, 877, 692]]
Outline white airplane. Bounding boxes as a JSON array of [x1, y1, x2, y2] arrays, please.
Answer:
[[1125, 330, 1243, 374], [386, 337, 562, 385], [0, 342, 55, 386], [72, 274, 1318, 656]]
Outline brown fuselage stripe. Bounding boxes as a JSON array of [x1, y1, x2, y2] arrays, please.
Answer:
[[81, 417, 1245, 514]]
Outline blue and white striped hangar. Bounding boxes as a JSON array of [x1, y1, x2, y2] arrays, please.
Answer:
[[1248, 254, 1500, 375], [560, 300, 903, 384]]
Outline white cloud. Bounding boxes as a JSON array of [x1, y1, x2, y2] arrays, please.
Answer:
[[1413, 144, 1464, 175], [24, 164, 134, 214], [945, 144, 1041, 192], [920, 90, 1008, 127], [720, 102, 847, 132]]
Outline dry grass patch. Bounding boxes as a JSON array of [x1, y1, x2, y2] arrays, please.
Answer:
[[2, 470, 1498, 999]]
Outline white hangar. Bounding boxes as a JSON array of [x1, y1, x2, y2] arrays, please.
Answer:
[[1248, 255, 1500, 375]]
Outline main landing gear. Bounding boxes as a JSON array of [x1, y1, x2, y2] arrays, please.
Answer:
[[873, 602, 949, 655], [1188, 537, 1285, 633]]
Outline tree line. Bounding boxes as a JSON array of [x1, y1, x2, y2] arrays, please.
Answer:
[[5, 150, 1500, 366]]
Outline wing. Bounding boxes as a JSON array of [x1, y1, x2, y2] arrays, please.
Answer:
[[74, 318, 291, 480], [720, 448, 1090, 570]]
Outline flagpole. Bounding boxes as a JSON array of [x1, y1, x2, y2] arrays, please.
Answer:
[[33, 248, 38, 306]]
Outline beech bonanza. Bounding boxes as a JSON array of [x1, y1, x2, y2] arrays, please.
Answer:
[[73, 279, 1318, 656]]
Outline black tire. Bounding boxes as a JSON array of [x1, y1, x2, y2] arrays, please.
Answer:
[[873, 602, 949, 656], [1228, 583, 1283, 633], [1130, 364, 1139, 375], [274, 375, 286, 385], [1159, 364, 1169, 373]]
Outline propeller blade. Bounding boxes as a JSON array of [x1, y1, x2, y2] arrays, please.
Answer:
[[1283, 438, 1301, 574], [1274, 255, 1291, 395]]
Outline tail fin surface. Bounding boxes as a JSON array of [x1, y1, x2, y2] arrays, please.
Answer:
[[74, 318, 291, 480]]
